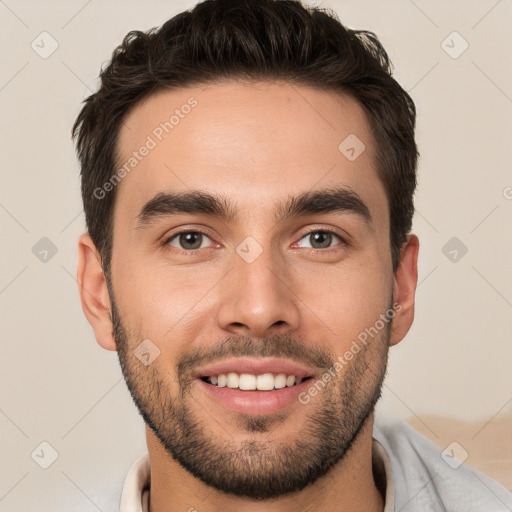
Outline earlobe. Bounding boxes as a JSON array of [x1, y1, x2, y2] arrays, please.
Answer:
[[77, 233, 117, 351], [389, 234, 419, 347]]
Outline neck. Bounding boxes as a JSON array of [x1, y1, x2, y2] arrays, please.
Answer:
[[145, 413, 384, 512]]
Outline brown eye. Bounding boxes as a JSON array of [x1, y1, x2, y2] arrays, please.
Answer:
[[165, 231, 213, 251], [296, 230, 345, 250]]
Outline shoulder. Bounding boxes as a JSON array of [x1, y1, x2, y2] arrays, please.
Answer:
[[373, 415, 512, 512]]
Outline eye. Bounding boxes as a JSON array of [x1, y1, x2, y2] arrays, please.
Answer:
[[164, 230, 214, 251], [162, 228, 347, 254], [295, 229, 346, 251]]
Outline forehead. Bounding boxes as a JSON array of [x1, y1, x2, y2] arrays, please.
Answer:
[[113, 80, 388, 231]]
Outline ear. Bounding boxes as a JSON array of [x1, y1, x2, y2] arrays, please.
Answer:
[[389, 234, 419, 347], [77, 233, 116, 351]]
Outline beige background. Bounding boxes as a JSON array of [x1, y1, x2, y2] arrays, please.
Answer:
[[0, 0, 511, 510]]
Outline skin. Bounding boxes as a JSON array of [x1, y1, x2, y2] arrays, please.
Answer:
[[77, 81, 419, 512]]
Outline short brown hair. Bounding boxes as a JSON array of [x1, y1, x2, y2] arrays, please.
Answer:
[[72, 0, 418, 276]]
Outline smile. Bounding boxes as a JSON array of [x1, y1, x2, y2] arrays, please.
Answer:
[[194, 357, 317, 415], [201, 372, 309, 390]]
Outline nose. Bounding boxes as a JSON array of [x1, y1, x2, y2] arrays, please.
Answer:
[[216, 242, 301, 339]]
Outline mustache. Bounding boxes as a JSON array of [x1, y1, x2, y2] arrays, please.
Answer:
[[176, 334, 334, 385]]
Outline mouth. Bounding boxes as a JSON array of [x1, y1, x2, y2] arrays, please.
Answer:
[[199, 372, 312, 390], [193, 357, 317, 415]]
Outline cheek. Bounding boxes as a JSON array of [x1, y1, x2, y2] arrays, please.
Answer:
[[113, 260, 214, 353], [296, 258, 391, 349]]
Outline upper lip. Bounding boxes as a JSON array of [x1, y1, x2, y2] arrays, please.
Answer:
[[193, 357, 317, 380]]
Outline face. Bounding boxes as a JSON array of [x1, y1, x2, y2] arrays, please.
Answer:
[[98, 81, 407, 498]]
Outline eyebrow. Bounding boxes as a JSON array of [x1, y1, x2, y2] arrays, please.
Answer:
[[135, 186, 373, 231]]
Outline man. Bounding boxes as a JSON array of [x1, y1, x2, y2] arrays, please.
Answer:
[[72, 0, 512, 510]]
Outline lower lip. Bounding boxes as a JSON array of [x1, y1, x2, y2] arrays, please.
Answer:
[[196, 378, 314, 415]]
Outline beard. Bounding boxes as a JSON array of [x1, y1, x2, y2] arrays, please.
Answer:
[[108, 283, 391, 500]]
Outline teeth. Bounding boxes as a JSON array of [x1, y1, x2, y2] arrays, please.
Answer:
[[206, 372, 305, 390], [226, 372, 239, 388], [257, 373, 275, 390], [217, 374, 227, 387], [274, 373, 287, 389], [239, 373, 257, 390]]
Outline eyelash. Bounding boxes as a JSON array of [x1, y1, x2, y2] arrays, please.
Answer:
[[162, 227, 347, 254]]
